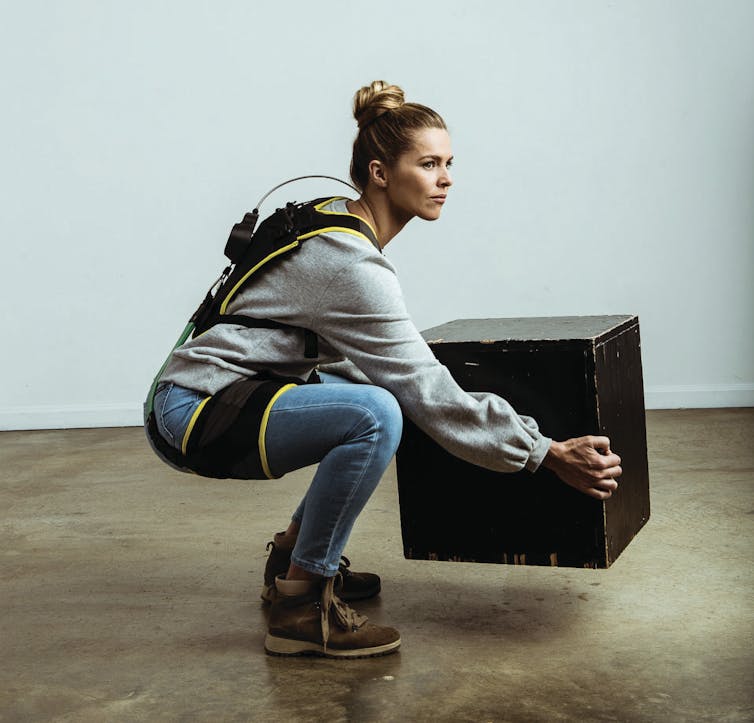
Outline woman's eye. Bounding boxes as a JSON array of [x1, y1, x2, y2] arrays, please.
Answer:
[[422, 161, 436, 169]]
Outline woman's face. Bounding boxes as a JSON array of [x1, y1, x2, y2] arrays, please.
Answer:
[[383, 127, 453, 222]]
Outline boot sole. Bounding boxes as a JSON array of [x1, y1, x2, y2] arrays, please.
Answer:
[[264, 634, 401, 659]]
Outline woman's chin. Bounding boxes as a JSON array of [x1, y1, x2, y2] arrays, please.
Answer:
[[417, 207, 444, 222]]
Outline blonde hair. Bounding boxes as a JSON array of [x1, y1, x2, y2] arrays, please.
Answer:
[[350, 80, 447, 191]]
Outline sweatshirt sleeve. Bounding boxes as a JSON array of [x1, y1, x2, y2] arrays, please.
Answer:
[[308, 251, 551, 473]]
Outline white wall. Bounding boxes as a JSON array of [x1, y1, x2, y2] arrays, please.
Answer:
[[1, 0, 752, 430]]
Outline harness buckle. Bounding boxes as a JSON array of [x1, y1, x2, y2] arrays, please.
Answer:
[[224, 210, 259, 263]]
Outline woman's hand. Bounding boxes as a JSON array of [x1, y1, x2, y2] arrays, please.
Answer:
[[542, 436, 622, 500]]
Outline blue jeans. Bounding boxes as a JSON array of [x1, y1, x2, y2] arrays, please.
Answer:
[[153, 373, 403, 576]]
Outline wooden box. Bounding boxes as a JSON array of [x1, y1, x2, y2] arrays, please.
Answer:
[[396, 315, 650, 568]]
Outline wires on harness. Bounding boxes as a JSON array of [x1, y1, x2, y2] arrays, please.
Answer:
[[224, 176, 360, 263]]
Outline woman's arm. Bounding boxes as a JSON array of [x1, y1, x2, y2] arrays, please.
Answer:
[[307, 250, 550, 474]]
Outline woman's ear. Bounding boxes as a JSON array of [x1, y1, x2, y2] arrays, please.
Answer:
[[367, 159, 389, 188]]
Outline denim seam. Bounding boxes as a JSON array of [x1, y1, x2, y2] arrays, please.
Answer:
[[320, 405, 381, 574], [157, 384, 176, 444], [268, 400, 389, 414], [289, 554, 336, 578]]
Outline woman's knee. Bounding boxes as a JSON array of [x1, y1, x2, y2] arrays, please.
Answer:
[[355, 386, 403, 454]]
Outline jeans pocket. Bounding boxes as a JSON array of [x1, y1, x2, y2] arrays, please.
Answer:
[[155, 383, 177, 446]]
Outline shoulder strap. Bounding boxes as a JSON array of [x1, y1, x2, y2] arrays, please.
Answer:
[[190, 197, 380, 358], [214, 197, 380, 317], [305, 197, 381, 252]]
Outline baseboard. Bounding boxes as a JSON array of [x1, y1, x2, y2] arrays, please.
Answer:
[[0, 404, 143, 431], [643, 384, 754, 410], [1, 385, 752, 431]]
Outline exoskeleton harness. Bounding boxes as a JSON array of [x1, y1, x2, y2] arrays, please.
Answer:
[[144, 178, 380, 480]]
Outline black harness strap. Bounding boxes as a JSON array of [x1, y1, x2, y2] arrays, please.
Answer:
[[192, 197, 380, 360], [218, 316, 320, 359]]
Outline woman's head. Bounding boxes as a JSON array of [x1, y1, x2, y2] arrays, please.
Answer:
[[350, 81, 448, 192]]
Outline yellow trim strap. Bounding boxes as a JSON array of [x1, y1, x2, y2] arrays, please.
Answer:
[[219, 240, 300, 315], [181, 396, 212, 455], [258, 383, 297, 478], [296, 226, 374, 246], [314, 196, 380, 244]]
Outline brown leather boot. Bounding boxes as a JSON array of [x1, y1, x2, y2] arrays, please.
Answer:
[[264, 575, 400, 658], [261, 531, 381, 603]]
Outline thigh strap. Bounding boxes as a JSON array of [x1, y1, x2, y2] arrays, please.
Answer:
[[146, 376, 299, 479]]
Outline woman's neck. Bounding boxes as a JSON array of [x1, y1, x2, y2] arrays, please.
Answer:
[[346, 192, 412, 249]]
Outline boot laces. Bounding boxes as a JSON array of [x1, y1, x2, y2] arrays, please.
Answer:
[[338, 555, 352, 577], [320, 573, 368, 651]]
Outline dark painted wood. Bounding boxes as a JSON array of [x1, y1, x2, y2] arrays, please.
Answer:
[[593, 323, 651, 564], [396, 315, 650, 569]]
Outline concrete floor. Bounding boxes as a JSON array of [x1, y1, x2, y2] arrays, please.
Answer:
[[1, 409, 752, 722]]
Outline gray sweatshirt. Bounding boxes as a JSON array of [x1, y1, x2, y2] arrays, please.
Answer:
[[160, 198, 551, 473]]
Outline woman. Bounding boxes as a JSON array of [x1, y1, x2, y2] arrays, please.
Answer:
[[150, 80, 622, 659]]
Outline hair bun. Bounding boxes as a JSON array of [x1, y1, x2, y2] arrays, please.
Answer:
[[352, 80, 405, 129]]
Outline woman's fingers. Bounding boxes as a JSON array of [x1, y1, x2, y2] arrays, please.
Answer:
[[589, 435, 612, 452], [592, 449, 621, 474], [587, 476, 619, 502], [589, 477, 618, 499]]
